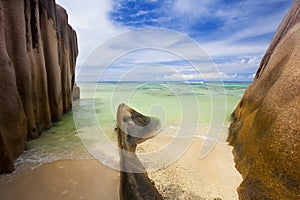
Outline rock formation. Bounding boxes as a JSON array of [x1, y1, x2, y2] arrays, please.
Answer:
[[0, 0, 78, 173], [227, 1, 300, 199], [72, 84, 80, 100], [116, 103, 163, 200]]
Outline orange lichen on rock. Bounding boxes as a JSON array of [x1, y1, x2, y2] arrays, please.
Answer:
[[227, 1, 300, 199]]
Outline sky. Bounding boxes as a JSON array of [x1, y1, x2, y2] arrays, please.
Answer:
[[56, 0, 293, 82]]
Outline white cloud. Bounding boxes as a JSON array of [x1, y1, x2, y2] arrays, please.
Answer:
[[247, 57, 258, 64], [202, 40, 268, 57], [173, 0, 211, 17], [162, 71, 243, 81], [136, 10, 150, 16], [55, 0, 292, 82], [164, 73, 195, 80], [75, 26, 265, 82], [56, 0, 125, 65], [225, 13, 284, 42]]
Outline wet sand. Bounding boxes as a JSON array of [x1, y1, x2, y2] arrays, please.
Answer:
[[0, 138, 241, 200], [0, 160, 119, 200]]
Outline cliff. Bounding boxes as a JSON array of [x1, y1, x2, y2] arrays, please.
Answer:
[[227, 1, 300, 199], [0, 0, 78, 173]]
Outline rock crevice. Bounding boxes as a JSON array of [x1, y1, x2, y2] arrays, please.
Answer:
[[0, 0, 78, 173], [228, 1, 300, 199]]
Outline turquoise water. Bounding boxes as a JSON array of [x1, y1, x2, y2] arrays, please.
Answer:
[[83, 82, 247, 121], [80, 81, 248, 131], [0, 81, 249, 182]]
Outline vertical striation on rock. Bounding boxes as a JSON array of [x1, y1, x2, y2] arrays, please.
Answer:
[[227, 1, 300, 199], [0, 0, 78, 173]]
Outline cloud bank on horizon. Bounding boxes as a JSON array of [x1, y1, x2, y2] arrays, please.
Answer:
[[57, 0, 293, 82]]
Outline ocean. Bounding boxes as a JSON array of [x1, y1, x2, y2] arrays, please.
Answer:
[[0, 81, 250, 182]]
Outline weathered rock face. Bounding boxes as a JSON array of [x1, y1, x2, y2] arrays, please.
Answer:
[[116, 104, 163, 200], [0, 0, 78, 173], [72, 84, 80, 100], [227, 2, 300, 199]]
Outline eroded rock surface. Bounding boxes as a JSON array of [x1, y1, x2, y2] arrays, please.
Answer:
[[116, 103, 163, 200], [227, 1, 300, 199], [72, 84, 80, 100], [0, 0, 78, 173]]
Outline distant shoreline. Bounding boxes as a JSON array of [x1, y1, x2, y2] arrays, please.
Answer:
[[77, 80, 253, 84]]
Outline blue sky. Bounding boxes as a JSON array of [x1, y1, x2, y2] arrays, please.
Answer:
[[57, 0, 293, 82]]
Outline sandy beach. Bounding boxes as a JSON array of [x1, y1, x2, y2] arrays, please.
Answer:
[[145, 138, 242, 199], [0, 137, 241, 200], [0, 160, 120, 200], [0, 0, 296, 199]]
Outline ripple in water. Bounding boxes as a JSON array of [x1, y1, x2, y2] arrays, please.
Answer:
[[0, 82, 249, 183]]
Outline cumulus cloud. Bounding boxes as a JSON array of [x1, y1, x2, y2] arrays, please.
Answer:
[[164, 73, 196, 80], [162, 71, 246, 82], [56, 0, 125, 65], [173, 0, 211, 17], [56, 0, 293, 82], [247, 57, 258, 64]]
